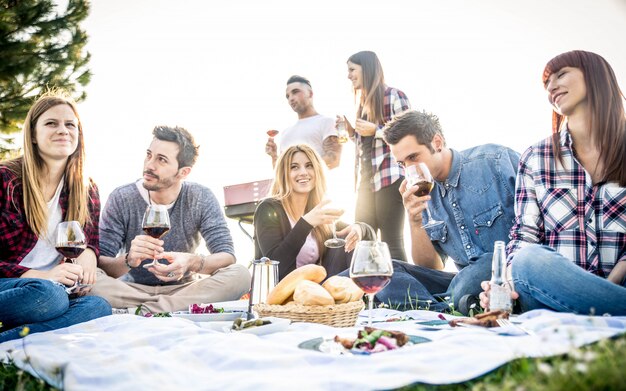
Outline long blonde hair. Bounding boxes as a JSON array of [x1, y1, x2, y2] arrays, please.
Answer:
[[270, 145, 332, 259], [1, 91, 91, 235]]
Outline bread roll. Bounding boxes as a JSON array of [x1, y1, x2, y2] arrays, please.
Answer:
[[293, 280, 335, 306], [322, 276, 364, 304], [266, 264, 327, 305]]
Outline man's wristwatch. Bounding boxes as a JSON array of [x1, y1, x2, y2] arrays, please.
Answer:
[[125, 253, 132, 269]]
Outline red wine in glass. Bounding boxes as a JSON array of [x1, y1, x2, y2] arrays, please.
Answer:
[[142, 204, 171, 267], [267, 129, 279, 137], [405, 163, 444, 229], [413, 180, 434, 197], [56, 244, 87, 259], [352, 275, 391, 294], [56, 221, 89, 294], [349, 240, 393, 327], [143, 226, 170, 239]]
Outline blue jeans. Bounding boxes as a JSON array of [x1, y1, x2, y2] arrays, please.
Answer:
[[0, 278, 112, 343], [511, 244, 626, 315], [341, 253, 492, 312]]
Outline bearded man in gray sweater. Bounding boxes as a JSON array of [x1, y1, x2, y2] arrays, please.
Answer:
[[89, 126, 250, 314]]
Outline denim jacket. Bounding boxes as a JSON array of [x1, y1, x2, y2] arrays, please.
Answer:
[[425, 144, 520, 270]]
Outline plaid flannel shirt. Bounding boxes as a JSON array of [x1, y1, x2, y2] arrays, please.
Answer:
[[0, 165, 101, 278], [355, 86, 410, 191], [507, 130, 626, 277]]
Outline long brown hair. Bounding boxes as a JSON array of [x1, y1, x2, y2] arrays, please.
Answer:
[[270, 144, 332, 259], [0, 91, 92, 235], [542, 50, 626, 185], [348, 51, 386, 125]]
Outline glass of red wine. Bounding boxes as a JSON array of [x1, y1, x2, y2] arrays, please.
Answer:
[[141, 204, 171, 268], [349, 240, 393, 326], [55, 221, 88, 294], [405, 162, 444, 229], [266, 129, 279, 138]]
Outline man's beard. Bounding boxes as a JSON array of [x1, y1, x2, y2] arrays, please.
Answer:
[[142, 170, 176, 191]]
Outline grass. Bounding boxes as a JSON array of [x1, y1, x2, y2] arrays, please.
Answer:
[[2, 333, 625, 391], [0, 364, 56, 391]]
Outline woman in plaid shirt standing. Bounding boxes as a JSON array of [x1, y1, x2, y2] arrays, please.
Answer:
[[342, 51, 410, 261], [480, 50, 626, 315], [0, 92, 111, 342]]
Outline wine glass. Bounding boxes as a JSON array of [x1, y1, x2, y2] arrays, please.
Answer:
[[349, 241, 393, 326], [141, 204, 171, 267], [266, 129, 279, 138], [323, 200, 346, 248], [55, 221, 88, 294], [336, 116, 349, 144], [405, 162, 444, 229]]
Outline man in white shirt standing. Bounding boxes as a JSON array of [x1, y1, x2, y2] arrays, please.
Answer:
[[265, 75, 341, 169]]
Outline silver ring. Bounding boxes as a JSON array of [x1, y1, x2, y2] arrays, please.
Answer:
[[167, 272, 175, 278]]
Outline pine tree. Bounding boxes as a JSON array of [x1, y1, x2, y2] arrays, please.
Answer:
[[0, 0, 91, 157]]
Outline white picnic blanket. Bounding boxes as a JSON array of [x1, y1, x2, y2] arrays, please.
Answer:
[[1, 307, 625, 391]]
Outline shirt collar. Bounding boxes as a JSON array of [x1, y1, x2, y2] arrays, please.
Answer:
[[439, 148, 460, 197]]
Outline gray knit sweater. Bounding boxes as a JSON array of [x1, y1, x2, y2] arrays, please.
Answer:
[[99, 181, 234, 285]]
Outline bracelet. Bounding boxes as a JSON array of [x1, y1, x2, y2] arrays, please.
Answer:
[[198, 254, 206, 273], [124, 252, 132, 269]]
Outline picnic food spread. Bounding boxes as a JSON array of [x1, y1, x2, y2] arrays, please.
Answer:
[[267, 265, 363, 306], [448, 310, 509, 328], [334, 327, 410, 353]]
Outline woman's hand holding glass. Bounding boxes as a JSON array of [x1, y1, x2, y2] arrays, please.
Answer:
[[40, 263, 83, 290], [321, 200, 347, 248], [336, 224, 363, 252], [55, 221, 91, 294], [302, 199, 343, 227], [354, 118, 377, 137]]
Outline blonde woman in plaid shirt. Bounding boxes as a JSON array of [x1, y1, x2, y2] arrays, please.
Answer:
[[480, 50, 626, 315]]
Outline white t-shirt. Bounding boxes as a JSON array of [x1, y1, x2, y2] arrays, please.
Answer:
[[278, 114, 336, 157], [19, 178, 64, 270]]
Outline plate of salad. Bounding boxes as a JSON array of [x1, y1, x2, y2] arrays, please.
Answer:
[[171, 303, 246, 322], [298, 327, 430, 355]]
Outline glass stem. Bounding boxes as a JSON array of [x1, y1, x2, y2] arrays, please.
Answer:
[[424, 204, 435, 224], [367, 293, 374, 327]]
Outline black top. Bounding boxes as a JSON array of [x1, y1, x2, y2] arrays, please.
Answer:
[[253, 198, 373, 280]]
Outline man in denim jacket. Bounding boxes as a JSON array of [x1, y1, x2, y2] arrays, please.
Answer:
[[380, 110, 520, 314]]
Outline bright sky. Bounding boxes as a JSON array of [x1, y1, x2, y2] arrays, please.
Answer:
[[78, 0, 626, 265]]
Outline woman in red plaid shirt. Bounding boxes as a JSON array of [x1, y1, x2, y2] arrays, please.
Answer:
[[480, 51, 626, 315], [342, 51, 410, 262], [0, 91, 111, 342]]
